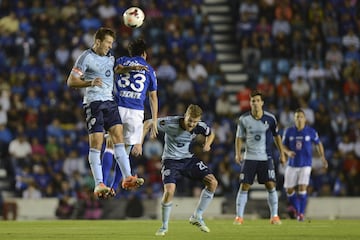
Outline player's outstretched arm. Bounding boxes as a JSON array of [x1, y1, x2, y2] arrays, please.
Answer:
[[234, 137, 243, 164], [141, 119, 153, 144], [316, 142, 328, 169], [67, 73, 102, 88], [282, 145, 295, 158], [149, 90, 158, 138], [274, 135, 287, 164], [203, 131, 215, 152]]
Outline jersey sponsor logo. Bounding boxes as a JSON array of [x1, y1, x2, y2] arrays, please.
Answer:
[[119, 90, 141, 99]]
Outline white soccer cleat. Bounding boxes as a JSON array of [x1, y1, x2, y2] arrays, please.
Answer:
[[189, 215, 210, 233], [93, 183, 110, 198], [155, 227, 168, 236]]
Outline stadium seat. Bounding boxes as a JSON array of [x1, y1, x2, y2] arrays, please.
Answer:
[[277, 59, 290, 74], [259, 59, 273, 75]]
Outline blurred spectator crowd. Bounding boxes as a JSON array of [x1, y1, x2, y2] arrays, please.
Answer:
[[0, 0, 360, 220], [233, 0, 360, 197]]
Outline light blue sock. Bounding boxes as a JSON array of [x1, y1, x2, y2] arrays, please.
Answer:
[[101, 149, 114, 185], [113, 143, 132, 178], [298, 191, 308, 215], [88, 148, 103, 185], [161, 202, 173, 229], [125, 145, 132, 155], [194, 188, 214, 218], [236, 190, 248, 218], [267, 188, 279, 217]]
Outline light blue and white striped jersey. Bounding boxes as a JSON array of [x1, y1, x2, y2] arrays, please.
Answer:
[[282, 126, 320, 167], [157, 116, 211, 160], [114, 56, 157, 110], [72, 49, 115, 104], [236, 111, 279, 161]]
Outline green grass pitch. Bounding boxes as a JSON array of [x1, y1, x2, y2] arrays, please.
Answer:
[[0, 219, 360, 240]]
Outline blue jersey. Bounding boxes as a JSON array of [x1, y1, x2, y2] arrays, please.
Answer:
[[114, 56, 157, 110], [72, 49, 115, 104], [236, 111, 279, 161], [282, 126, 320, 167], [157, 116, 211, 160]]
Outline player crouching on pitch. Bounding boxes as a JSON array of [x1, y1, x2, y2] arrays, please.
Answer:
[[142, 104, 218, 236]]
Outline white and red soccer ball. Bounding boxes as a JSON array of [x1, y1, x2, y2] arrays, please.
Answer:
[[123, 7, 145, 28]]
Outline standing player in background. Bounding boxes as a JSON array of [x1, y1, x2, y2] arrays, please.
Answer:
[[234, 90, 286, 225], [67, 27, 144, 198], [282, 108, 328, 221], [102, 38, 158, 196], [143, 104, 217, 236]]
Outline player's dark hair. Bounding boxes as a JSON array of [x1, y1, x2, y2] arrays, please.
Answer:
[[295, 108, 305, 114], [128, 38, 147, 57], [250, 89, 263, 99], [94, 27, 116, 41]]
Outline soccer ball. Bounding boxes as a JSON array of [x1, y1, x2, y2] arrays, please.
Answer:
[[123, 7, 145, 28]]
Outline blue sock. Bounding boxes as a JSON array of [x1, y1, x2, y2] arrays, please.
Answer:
[[88, 148, 103, 186], [194, 188, 214, 218], [236, 190, 248, 218], [161, 202, 173, 229], [287, 191, 299, 213], [101, 149, 114, 186], [111, 164, 123, 191], [267, 188, 279, 217], [298, 191, 308, 215]]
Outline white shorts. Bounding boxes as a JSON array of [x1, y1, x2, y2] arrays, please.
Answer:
[[118, 106, 144, 145], [283, 166, 312, 188]]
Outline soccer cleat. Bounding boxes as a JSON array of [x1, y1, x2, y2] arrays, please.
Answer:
[[270, 216, 282, 225], [104, 188, 116, 198], [93, 183, 110, 198], [155, 227, 168, 236], [297, 214, 305, 222], [121, 175, 144, 190], [189, 215, 210, 233], [287, 205, 297, 219], [233, 216, 244, 225]]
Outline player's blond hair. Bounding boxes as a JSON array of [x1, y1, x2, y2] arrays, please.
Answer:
[[185, 104, 203, 118]]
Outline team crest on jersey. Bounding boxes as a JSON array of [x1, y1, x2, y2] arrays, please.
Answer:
[[160, 120, 165, 126], [305, 135, 310, 141], [162, 169, 170, 177], [239, 173, 244, 180], [105, 69, 111, 77], [264, 121, 269, 130]]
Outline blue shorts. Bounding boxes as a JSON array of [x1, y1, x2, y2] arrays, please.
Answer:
[[240, 159, 276, 184], [161, 158, 212, 184], [83, 100, 122, 134]]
